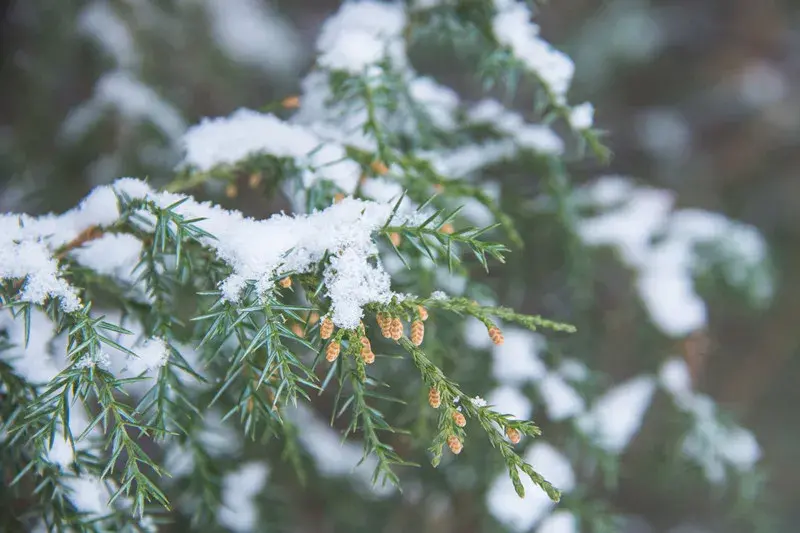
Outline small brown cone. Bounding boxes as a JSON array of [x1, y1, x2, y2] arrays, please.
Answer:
[[333, 193, 345, 204], [488, 326, 504, 345], [320, 317, 334, 340], [309, 312, 320, 325], [389, 232, 401, 247], [325, 341, 340, 362], [506, 427, 521, 445], [440, 223, 454, 234], [428, 387, 441, 409], [281, 95, 300, 109], [360, 337, 375, 364], [389, 317, 403, 340], [410, 320, 424, 346], [248, 172, 262, 189], [418, 305, 428, 321], [225, 183, 238, 198], [452, 411, 466, 428], [447, 435, 463, 455], [370, 160, 389, 175], [377, 313, 391, 338], [278, 276, 292, 288], [291, 322, 304, 338]]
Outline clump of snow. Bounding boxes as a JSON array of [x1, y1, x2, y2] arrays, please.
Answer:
[[488, 385, 533, 421], [492, 327, 548, 384], [64, 476, 111, 519], [70, 233, 144, 288], [569, 102, 594, 130], [61, 71, 185, 143], [409, 76, 460, 130], [3, 178, 425, 330], [537, 511, 578, 533], [659, 358, 761, 483], [557, 359, 589, 382], [491, 2, 575, 103], [487, 442, 575, 531], [577, 176, 773, 337], [658, 357, 692, 396], [181, 109, 361, 194], [577, 375, 655, 454], [78, 2, 139, 69], [218, 462, 269, 532], [126, 337, 170, 375], [315, 0, 407, 74], [289, 405, 395, 497], [200, 0, 303, 74], [538, 374, 585, 421], [468, 100, 564, 156]]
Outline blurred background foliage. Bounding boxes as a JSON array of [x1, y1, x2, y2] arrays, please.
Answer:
[[1, 0, 798, 532]]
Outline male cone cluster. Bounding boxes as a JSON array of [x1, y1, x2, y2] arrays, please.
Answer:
[[447, 435, 463, 455], [428, 387, 441, 409], [360, 336, 375, 364], [488, 325, 504, 345]]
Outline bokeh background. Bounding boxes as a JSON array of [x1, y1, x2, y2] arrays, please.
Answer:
[[1, 1, 798, 532]]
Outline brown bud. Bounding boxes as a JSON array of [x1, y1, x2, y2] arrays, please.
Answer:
[[370, 160, 389, 175], [389, 317, 403, 340], [281, 95, 300, 109], [320, 317, 334, 340], [389, 232, 401, 247], [225, 183, 238, 198], [377, 313, 392, 338], [247, 397, 254, 413], [410, 320, 424, 346], [488, 326, 504, 345], [360, 337, 375, 364], [447, 435, 463, 455], [433, 183, 444, 193], [291, 322, 304, 338], [506, 427, 521, 445], [309, 312, 320, 325], [334, 193, 345, 204], [428, 387, 441, 409], [418, 305, 428, 321], [248, 172, 262, 189], [325, 341, 341, 362], [452, 411, 466, 428], [278, 276, 292, 288], [440, 223, 454, 234]]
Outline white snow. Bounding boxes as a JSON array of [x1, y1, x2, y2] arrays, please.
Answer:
[[181, 109, 361, 194], [487, 442, 575, 532], [218, 462, 269, 532], [577, 375, 655, 454], [488, 385, 533, 421], [492, 327, 548, 384], [61, 71, 185, 143], [78, 2, 139, 69], [200, 0, 303, 73], [538, 374, 585, 421], [316, 0, 407, 74], [577, 176, 773, 337], [658, 357, 692, 396], [2, 178, 427, 330], [491, 2, 575, 103], [569, 102, 594, 130], [289, 405, 395, 497], [538, 511, 578, 533], [126, 336, 170, 375]]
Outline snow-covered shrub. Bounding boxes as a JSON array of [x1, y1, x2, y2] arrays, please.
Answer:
[[0, 1, 771, 531]]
